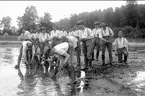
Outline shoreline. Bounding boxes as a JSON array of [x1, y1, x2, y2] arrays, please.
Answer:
[[0, 41, 145, 46]]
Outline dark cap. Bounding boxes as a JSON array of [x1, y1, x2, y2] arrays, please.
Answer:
[[77, 20, 84, 25], [94, 21, 101, 25]]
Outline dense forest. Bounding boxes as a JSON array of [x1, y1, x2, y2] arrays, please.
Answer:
[[56, 3, 145, 38]]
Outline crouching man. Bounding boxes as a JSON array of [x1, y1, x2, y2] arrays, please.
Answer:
[[15, 40, 35, 73], [114, 31, 129, 64], [49, 36, 78, 78]]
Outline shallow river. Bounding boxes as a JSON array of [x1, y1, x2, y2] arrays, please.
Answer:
[[0, 46, 77, 96], [1, 46, 144, 96]]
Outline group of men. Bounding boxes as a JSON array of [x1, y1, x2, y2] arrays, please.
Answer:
[[15, 20, 129, 72]]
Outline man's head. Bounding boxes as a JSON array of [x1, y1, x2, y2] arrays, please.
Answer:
[[101, 23, 107, 29], [41, 26, 46, 33], [94, 21, 101, 29], [53, 25, 57, 31], [27, 42, 33, 49], [118, 31, 123, 38], [60, 26, 65, 31], [22, 28, 26, 34], [36, 24, 40, 32], [77, 20, 85, 30]]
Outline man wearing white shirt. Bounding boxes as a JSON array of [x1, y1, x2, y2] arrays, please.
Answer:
[[99, 23, 114, 66], [114, 31, 128, 64], [77, 20, 93, 69], [34, 24, 41, 40], [60, 26, 68, 37], [73, 25, 81, 69], [89, 21, 101, 62], [39, 26, 51, 54], [50, 26, 59, 39], [18, 29, 31, 41]]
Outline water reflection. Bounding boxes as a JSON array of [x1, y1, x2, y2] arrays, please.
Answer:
[[17, 67, 74, 96], [0, 47, 78, 96]]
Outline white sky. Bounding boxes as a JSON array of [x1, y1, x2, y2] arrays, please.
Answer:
[[0, 1, 145, 28]]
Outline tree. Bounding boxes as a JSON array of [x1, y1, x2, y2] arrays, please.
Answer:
[[39, 12, 53, 32], [1, 16, 11, 29], [17, 5, 38, 31]]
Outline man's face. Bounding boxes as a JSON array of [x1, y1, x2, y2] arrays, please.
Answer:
[[36, 26, 40, 31], [27, 42, 33, 49], [118, 31, 123, 37], [53, 27, 57, 30], [42, 28, 46, 33], [95, 25, 99, 29], [78, 25, 84, 30], [61, 28, 64, 31]]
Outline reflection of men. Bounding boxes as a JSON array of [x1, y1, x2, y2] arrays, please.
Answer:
[[89, 21, 101, 62], [99, 23, 114, 66], [77, 20, 93, 69]]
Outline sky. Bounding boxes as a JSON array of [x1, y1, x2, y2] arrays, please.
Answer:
[[0, 1, 145, 28]]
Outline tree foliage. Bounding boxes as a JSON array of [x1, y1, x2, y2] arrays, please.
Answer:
[[39, 12, 53, 32], [55, 3, 145, 38], [1, 16, 11, 29], [17, 5, 38, 31]]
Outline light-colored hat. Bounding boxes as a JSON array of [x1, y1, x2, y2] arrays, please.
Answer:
[[77, 20, 84, 25], [101, 23, 107, 27], [94, 21, 101, 25]]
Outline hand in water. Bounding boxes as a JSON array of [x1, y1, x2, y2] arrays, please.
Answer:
[[15, 65, 19, 69]]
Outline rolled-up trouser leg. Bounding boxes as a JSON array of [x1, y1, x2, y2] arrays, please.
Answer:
[[101, 43, 106, 64], [82, 41, 88, 68], [107, 42, 113, 64]]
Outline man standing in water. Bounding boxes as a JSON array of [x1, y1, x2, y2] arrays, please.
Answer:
[[90, 21, 101, 62], [77, 20, 93, 70], [99, 23, 114, 66]]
